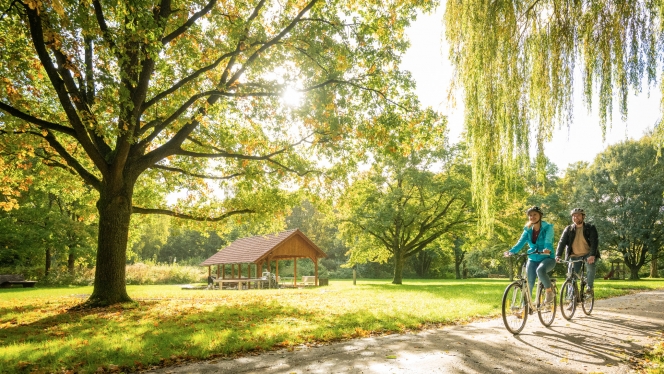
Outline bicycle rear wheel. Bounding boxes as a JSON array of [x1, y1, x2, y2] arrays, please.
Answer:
[[537, 282, 556, 327], [502, 281, 528, 334], [560, 279, 576, 320], [581, 282, 594, 315]]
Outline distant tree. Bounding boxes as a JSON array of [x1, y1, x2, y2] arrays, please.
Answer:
[[451, 236, 465, 280], [410, 248, 433, 278], [576, 138, 664, 279], [0, 160, 96, 277], [285, 199, 348, 273], [158, 229, 226, 264], [129, 215, 170, 263], [339, 146, 474, 284]]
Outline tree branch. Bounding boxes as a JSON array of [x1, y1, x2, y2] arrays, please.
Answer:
[[23, 6, 109, 177], [92, 0, 119, 56], [141, 51, 237, 113], [226, 0, 318, 87], [1, 0, 20, 22], [162, 0, 218, 45], [33, 130, 102, 190], [150, 164, 247, 180], [139, 89, 278, 146], [0, 102, 78, 137], [132, 206, 254, 221], [174, 147, 287, 160], [49, 44, 112, 157]]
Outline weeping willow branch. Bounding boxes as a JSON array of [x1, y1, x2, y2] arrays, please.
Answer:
[[444, 0, 662, 227]]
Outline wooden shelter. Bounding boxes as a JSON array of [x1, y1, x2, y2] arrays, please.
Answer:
[[201, 229, 327, 288]]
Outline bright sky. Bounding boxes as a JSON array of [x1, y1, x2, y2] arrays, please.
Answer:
[[400, 7, 662, 171]]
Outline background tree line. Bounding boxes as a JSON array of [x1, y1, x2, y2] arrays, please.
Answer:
[[3, 133, 661, 283]]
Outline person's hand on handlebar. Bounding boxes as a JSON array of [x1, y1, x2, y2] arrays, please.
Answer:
[[503, 251, 512, 257], [555, 256, 562, 263], [542, 249, 551, 255]]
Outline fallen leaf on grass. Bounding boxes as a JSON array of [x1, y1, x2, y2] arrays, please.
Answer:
[[17, 361, 30, 368], [386, 355, 397, 359]]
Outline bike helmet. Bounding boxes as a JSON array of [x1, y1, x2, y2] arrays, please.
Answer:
[[526, 206, 544, 216], [570, 208, 585, 215]]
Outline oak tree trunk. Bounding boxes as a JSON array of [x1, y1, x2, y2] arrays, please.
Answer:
[[68, 252, 75, 275], [650, 252, 659, 278], [392, 253, 405, 284], [86, 182, 134, 306], [45, 248, 51, 277]]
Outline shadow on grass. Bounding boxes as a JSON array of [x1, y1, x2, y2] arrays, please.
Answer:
[[0, 298, 435, 373]]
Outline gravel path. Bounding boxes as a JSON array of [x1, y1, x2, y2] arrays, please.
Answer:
[[147, 289, 664, 374]]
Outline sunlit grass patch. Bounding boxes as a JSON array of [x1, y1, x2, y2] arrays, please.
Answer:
[[0, 278, 662, 373]]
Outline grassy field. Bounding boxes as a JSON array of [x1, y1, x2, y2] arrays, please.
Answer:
[[1, 278, 663, 373]]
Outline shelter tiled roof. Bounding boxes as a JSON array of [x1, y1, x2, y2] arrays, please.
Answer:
[[200, 229, 325, 266]]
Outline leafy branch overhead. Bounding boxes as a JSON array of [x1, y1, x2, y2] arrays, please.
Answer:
[[0, 0, 434, 214]]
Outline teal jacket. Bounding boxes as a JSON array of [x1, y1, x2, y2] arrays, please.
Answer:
[[509, 221, 555, 262]]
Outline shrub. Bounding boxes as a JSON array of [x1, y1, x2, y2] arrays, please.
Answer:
[[125, 263, 206, 285]]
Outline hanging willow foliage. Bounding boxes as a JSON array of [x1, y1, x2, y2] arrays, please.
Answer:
[[445, 0, 663, 226]]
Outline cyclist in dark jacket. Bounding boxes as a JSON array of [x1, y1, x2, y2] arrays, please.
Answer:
[[556, 208, 599, 291]]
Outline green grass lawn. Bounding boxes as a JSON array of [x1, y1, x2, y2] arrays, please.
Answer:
[[1, 278, 663, 373]]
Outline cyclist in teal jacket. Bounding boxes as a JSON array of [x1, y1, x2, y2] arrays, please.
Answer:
[[504, 206, 556, 304]]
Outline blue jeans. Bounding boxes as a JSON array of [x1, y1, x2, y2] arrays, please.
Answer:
[[570, 254, 597, 289], [527, 258, 556, 296]]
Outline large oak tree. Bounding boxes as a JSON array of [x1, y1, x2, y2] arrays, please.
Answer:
[[0, 0, 434, 305]]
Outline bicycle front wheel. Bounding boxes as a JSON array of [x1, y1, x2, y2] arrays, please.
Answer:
[[537, 282, 556, 327], [502, 281, 528, 334], [560, 279, 576, 320], [581, 283, 594, 315]]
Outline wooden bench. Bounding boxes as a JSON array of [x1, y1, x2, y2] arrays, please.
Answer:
[[301, 276, 316, 286], [0, 274, 37, 288], [488, 274, 507, 278]]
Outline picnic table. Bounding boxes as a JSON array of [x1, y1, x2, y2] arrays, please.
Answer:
[[277, 276, 317, 287], [213, 277, 266, 290]]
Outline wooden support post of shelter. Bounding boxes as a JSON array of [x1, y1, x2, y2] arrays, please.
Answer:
[[200, 229, 327, 290]]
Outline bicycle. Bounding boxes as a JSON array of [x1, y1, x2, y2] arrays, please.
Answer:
[[501, 253, 557, 334], [559, 258, 594, 320]]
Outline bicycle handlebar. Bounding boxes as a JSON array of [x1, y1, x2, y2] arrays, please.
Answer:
[[505, 249, 551, 257]]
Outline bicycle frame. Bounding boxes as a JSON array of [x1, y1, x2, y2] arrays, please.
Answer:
[[502, 252, 557, 334], [512, 254, 554, 313], [563, 258, 586, 288], [559, 257, 593, 319]]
